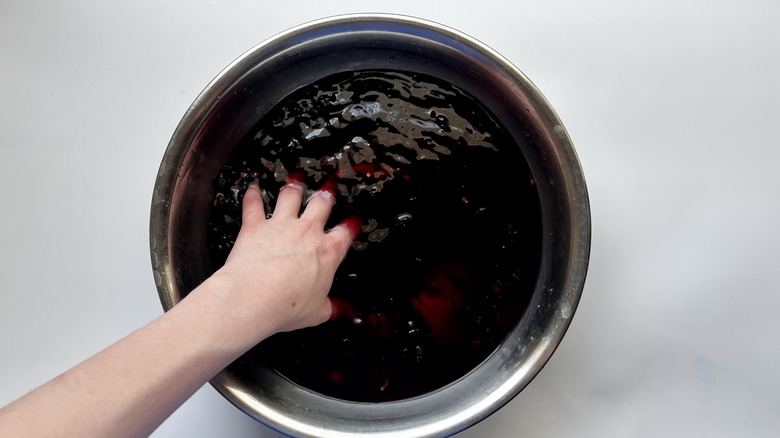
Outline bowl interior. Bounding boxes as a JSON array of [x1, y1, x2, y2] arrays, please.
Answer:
[[151, 14, 589, 438]]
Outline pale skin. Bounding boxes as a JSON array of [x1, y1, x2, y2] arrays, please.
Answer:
[[0, 175, 361, 438]]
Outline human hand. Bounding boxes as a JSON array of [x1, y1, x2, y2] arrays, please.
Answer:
[[205, 173, 361, 344], [0, 175, 359, 438]]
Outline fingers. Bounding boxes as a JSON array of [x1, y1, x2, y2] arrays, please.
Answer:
[[326, 216, 363, 262], [300, 177, 337, 228], [273, 170, 306, 219], [241, 181, 266, 224], [271, 175, 362, 262]]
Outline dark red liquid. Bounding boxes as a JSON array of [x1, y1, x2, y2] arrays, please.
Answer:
[[206, 71, 541, 402]]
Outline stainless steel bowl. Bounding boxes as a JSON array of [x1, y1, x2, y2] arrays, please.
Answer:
[[150, 13, 590, 438]]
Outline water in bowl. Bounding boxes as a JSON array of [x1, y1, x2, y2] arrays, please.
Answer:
[[205, 70, 542, 402]]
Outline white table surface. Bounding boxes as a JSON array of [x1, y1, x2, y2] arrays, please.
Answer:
[[2, 1, 779, 437]]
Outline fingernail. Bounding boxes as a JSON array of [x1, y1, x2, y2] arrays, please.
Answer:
[[319, 175, 338, 194], [340, 216, 363, 239], [281, 181, 305, 192], [308, 189, 335, 205], [281, 170, 306, 192], [287, 170, 305, 183], [304, 176, 338, 205]]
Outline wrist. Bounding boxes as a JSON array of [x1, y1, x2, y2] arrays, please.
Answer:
[[180, 270, 281, 357]]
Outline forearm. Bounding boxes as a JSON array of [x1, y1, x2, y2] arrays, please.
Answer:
[[0, 274, 272, 438], [0, 178, 356, 437]]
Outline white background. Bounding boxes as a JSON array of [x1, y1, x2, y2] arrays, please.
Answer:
[[2, 1, 779, 436]]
